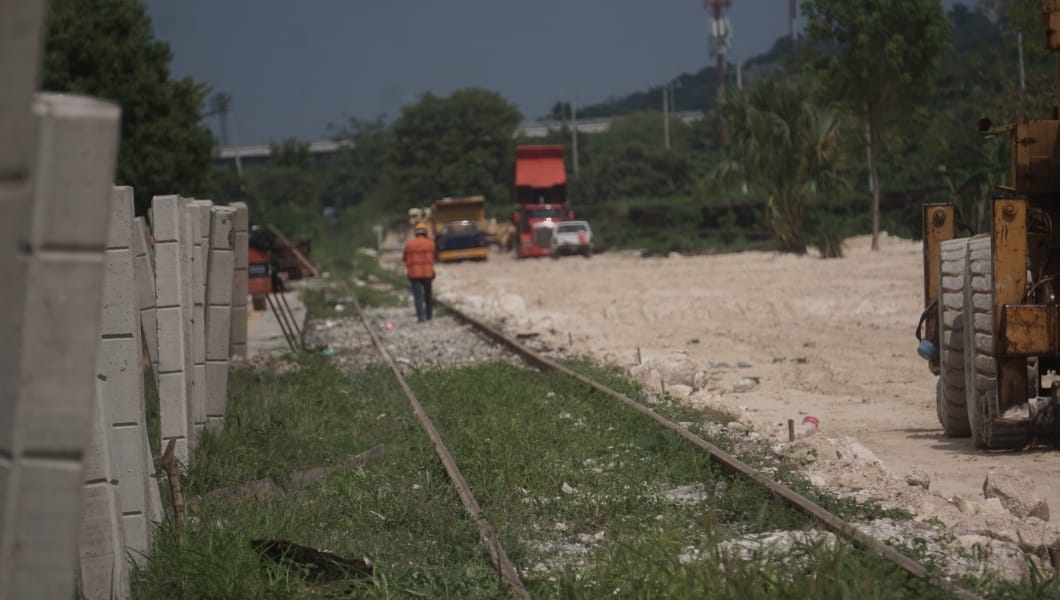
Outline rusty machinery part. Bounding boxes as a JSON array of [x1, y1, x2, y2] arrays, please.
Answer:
[[429, 296, 983, 600], [936, 238, 972, 437], [963, 236, 1033, 449]]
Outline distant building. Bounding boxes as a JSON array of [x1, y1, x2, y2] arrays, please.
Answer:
[[213, 112, 705, 169]]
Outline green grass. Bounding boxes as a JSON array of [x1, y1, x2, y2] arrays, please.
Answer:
[[405, 362, 954, 598], [131, 354, 503, 599]]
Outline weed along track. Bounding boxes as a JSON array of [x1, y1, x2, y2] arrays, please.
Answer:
[[345, 289, 983, 598], [351, 295, 531, 599]]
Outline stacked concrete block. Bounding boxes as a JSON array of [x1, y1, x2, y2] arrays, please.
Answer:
[[229, 202, 249, 358], [151, 195, 192, 464], [179, 205, 197, 453], [188, 201, 211, 436], [0, 2, 44, 598], [79, 187, 145, 598], [87, 187, 160, 571], [205, 207, 236, 429], [0, 93, 121, 599], [132, 217, 159, 379]]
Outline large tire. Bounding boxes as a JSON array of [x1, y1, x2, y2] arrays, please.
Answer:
[[963, 235, 1031, 449], [936, 238, 971, 436]]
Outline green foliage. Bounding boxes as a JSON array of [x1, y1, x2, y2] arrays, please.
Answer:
[[42, 0, 214, 211], [325, 116, 391, 210], [387, 88, 522, 207], [712, 78, 849, 253], [802, 0, 950, 248]]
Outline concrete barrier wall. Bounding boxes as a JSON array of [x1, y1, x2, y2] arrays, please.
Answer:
[[1, 6, 246, 595]]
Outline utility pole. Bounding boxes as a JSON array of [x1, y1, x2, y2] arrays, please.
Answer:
[[663, 83, 671, 151], [705, 0, 733, 146], [790, 0, 798, 50], [207, 93, 243, 177], [569, 99, 579, 176]]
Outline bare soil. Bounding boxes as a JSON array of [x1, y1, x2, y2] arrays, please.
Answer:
[[423, 233, 1060, 553]]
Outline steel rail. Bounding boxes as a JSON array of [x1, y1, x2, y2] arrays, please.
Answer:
[[436, 298, 983, 600], [351, 296, 531, 600]]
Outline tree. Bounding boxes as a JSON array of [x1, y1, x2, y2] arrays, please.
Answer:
[[711, 79, 848, 253], [42, 0, 214, 212], [387, 88, 522, 207], [325, 116, 391, 210], [802, 0, 950, 250], [242, 139, 323, 231]]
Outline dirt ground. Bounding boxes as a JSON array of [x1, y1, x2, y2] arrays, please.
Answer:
[[409, 233, 1060, 553]]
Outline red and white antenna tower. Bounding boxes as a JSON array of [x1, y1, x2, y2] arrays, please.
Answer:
[[704, 0, 732, 90]]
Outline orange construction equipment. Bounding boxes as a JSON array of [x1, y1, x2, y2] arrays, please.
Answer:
[[248, 246, 272, 311]]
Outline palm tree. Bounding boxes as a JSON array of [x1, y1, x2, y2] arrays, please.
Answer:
[[711, 79, 848, 253]]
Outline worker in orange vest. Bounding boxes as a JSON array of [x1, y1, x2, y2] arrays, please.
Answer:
[[403, 223, 436, 322]]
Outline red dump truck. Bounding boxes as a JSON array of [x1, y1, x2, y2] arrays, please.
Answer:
[[513, 145, 572, 258]]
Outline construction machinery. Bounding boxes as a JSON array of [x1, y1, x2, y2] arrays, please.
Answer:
[[430, 196, 489, 262], [919, 4, 1060, 449], [513, 145, 573, 258]]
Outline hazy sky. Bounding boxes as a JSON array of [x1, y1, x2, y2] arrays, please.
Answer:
[[142, 1, 966, 146]]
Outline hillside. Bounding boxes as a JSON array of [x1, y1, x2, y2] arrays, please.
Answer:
[[550, 3, 1006, 123]]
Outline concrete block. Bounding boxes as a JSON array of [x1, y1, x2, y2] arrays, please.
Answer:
[[233, 231, 249, 275], [192, 364, 207, 432], [230, 307, 248, 357], [150, 195, 182, 243], [206, 306, 232, 360], [9, 459, 84, 599], [210, 207, 236, 250], [156, 371, 187, 444], [80, 385, 112, 483], [110, 426, 145, 513], [132, 217, 158, 377], [18, 255, 106, 454], [207, 251, 234, 306], [152, 240, 181, 308], [97, 249, 136, 337], [205, 362, 229, 419], [154, 306, 186, 373], [121, 513, 149, 564], [30, 95, 121, 251], [106, 187, 133, 248], [96, 337, 141, 421], [78, 480, 127, 599]]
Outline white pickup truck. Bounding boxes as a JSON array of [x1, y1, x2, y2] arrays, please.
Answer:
[[550, 220, 593, 258]]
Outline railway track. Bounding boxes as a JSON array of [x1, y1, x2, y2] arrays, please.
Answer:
[[350, 293, 982, 600]]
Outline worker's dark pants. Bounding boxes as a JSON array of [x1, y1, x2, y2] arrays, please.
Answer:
[[410, 278, 433, 322]]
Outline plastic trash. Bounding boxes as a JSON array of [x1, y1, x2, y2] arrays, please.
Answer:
[[322, 347, 336, 357], [334, 303, 346, 312], [801, 416, 819, 437], [385, 321, 394, 330]]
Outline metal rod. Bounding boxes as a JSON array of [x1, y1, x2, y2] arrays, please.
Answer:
[[265, 293, 296, 351], [352, 297, 530, 599]]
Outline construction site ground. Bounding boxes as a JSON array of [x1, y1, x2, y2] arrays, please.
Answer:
[[385, 232, 1060, 552]]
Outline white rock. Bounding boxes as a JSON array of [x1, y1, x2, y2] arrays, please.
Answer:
[[904, 468, 931, 490], [984, 469, 1050, 521], [561, 482, 576, 495], [667, 384, 693, 400]]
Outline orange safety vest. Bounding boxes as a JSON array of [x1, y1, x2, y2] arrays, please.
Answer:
[[403, 235, 436, 279]]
